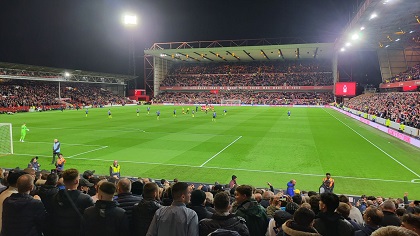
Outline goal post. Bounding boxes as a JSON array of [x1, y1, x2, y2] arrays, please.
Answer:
[[220, 99, 242, 106], [0, 123, 13, 154]]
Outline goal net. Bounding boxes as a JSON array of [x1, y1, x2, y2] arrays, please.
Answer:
[[220, 99, 242, 106], [0, 123, 13, 154]]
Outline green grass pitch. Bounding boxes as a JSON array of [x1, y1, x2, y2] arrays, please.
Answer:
[[1, 105, 419, 199]]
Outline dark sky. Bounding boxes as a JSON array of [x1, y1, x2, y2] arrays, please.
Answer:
[[0, 0, 379, 86]]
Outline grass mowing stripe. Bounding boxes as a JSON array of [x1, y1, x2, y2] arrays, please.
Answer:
[[323, 108, 420, 179], [199, 136, 243, 167]]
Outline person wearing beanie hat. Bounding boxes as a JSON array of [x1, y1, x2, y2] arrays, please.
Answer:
[[188, 189, 213, 221], [83, 182, 129, 236]]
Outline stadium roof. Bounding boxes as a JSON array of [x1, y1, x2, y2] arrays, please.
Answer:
[[0, 62, 135, 84], [336, 0, 419, 50], [145, 39, 334, 63]]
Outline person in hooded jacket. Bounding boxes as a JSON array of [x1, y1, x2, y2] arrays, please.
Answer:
[[234, 185, 268, 236], [82, 182, 129, 236], [282, 207, 321, 236], [200, 191, 249, 236]]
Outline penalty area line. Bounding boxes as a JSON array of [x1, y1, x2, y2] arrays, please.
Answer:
[[199, 136, 243, 167], [323, 109, 420, 179]]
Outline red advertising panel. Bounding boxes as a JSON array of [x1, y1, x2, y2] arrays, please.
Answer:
[[335, 82, 356, 97], [402, 85, 417, 91]]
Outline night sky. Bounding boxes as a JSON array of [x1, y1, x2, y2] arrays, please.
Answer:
[[0, 0, 381, 87]]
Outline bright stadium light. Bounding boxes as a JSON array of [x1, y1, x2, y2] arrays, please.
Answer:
[[360, 26, 365, 31], [123, 14, 137, 26], [345, 42, 351, 47], [385, 45, 390, 48], [340, 47, 346, 52], [409, 30, 415, 34], [370, 13, 377, 20], [351, 33, 360, 40], [64, 72, 70, 77], [395, 38, 400, 41]]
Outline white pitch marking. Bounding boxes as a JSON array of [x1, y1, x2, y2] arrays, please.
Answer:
[[324, 109, 420, 178], [67, 146, 109, 158], [199, 136, 243, 167], [13, 141, 106, 147]]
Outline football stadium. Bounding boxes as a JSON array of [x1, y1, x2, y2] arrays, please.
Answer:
[[0, 0, 420, 235]]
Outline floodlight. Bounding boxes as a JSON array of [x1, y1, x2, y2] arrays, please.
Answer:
[[409, 30, 414, 34], [370, 13, 377, 20], [360, 26, 365, 31], [123, 14, 137, 26], [345, 42, 351, 47], [340, 48, 346, 52], [351, 33, 360, 40], [395, 38, 400, 41], [385, 45, 390, 48], [64, 72, 70, 77]]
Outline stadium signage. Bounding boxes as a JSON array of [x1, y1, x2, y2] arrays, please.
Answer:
[[379, 80, 420, 89], [160, 86, 333, 91]]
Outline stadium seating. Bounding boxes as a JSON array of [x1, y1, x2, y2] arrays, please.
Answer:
[[384, 64, 420, 84], [346, 92, 420, 129], [0, 80, 133, 111]]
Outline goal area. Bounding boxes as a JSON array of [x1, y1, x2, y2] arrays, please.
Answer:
[[0, 123, 13, 154], [220, 99, 242, 106]]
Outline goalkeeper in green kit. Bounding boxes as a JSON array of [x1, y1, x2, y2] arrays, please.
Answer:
[[20, 123, 29, 142]]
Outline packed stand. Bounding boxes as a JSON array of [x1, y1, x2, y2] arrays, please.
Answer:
[[153, 91, 334, 105], [1, 166, 420, 236], [384, 64, 420, 84], [0, 80, 132, 109], [161, 60, 334, 87], [346, 92, 420, 129]]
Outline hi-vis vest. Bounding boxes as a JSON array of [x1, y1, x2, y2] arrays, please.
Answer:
[[110, 165, 120, 175]]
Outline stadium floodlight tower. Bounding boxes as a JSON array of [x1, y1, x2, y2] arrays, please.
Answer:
[[122, 13, 138, 89]]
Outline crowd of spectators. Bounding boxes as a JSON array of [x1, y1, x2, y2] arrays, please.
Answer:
[[345, 92, 420, 129], [0, 166, 419, 236], [0, 80, 132, 109], [153, 91, 334, 105], [161, 60, 334, 87], [384, 64, 420, 84]]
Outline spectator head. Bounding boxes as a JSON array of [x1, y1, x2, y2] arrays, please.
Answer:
[[171, 182, 191, 204], [23, 168, 35, 177], [205, 192, 214, 205], [336, 202, 351, 219], [309, 195, 321, 214], [308, 191, 318, 197], [274, 210, 292, 228], [45, 173, 58, 186], [377, 196, 384, 205], [293, 207, 316, 228], [143, 182, 159, 200], [381, 200, 396, 212], [364, 206, 384, 226], [213, 192, 231, 213], [191, 189, 206, 206], [254, 193, 262, 203], [17, 174, 34, 194], [325, 173, 331, 179], [98, 182, 116, 201], [117, 178, 131, 194], [338, 194, 350, 204], [402, 214, 420, 235], [293, 194, 303, 205], [62, 168, 80, 188], [319, 192, 339, 213], [262, 190, 274, 200], [396, 208, 407, 218], [235, 185, 253, 204], [269, 194, 281, 207], [414, 207, 420, 216], [286, 202, 300, 215], [6, 170, 25, 187], [371, 226, 419, 236], [232, 175, 237, 180], [82, 170, 95, 179], [131, 180, 143, 196]]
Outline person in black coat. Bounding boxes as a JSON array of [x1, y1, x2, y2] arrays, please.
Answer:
[[380, 200, 401, 227], [313, 192, 354, 236], [355, 206, 384, 236], [188, 189, 213, 221], [199, 192, 249, 236], [132, 182, 162, 236], [82, 182, 129, 236], [115, 178, 142, 221], [2, 174, 46, 236]]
